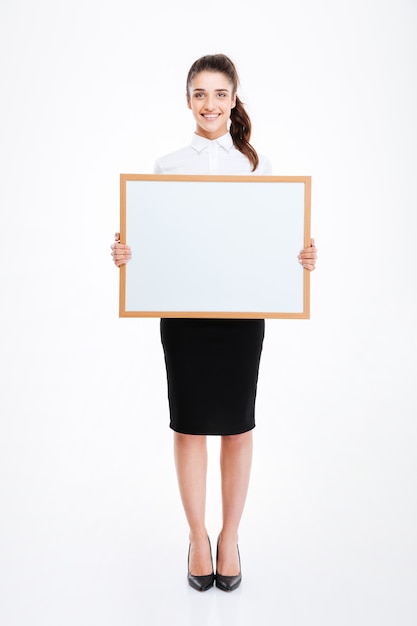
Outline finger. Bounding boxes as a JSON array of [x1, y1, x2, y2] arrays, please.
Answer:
[[300, 252, 317, 261], [112, 253, 132, 263], [112, 251, 131, 259], [114, 249, 132, 256], [113, 255, 131, 267], [299, 259, 315, 270], [111, 243, 131, 252], [115, 232, 120, 241], [299, 246, 317, 256]]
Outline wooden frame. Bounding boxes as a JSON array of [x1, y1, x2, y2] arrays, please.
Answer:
[[119, 174, 311, 318]]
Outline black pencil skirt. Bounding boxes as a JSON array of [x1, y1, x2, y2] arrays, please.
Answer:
[[160, 318, 265, 435]]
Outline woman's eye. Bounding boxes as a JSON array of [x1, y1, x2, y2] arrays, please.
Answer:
[[217, 93, 226, 98], [194, 93, 204, 99]]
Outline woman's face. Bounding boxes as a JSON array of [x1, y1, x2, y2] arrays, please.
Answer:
[[187, 71, 236, 140]]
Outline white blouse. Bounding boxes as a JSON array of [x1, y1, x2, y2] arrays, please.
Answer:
[[154, 132, 272, 176]]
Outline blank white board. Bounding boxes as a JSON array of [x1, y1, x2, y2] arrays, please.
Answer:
[[119, 174, 311, 318]]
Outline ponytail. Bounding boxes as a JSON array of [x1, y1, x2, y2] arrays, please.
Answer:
[[230, 96, 259, 172]]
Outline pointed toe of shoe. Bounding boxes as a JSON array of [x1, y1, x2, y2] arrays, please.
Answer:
[[187, 572, 215, 592], [215, 572, 242, 592]]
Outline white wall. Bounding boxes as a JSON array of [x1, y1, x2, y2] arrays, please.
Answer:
[[1, 1, 416, 625]]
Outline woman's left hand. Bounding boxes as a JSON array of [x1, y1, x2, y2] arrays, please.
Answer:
[[298, 238, 318, 271]]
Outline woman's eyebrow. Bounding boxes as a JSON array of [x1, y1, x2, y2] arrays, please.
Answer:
[[192, 88, 230, 92]]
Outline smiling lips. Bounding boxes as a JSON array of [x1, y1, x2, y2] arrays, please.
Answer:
[[203, 114, 220, 120]]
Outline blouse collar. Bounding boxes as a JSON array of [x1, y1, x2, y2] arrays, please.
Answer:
[[191, 132, 234, 153]]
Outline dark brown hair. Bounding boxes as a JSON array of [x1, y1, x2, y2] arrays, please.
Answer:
[[186, 54, 259, 171]]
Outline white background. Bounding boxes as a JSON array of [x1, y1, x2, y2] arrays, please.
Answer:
[[0, 1, 416, 625]]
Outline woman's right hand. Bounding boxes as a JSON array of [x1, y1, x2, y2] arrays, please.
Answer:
[[111, 232, 132, 267]]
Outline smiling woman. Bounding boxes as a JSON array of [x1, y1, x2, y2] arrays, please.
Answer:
[[111, 53, 317, 594]]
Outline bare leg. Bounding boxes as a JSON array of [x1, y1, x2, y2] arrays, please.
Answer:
[[174, 432, 213, 576], [217, 430, 253, 575]]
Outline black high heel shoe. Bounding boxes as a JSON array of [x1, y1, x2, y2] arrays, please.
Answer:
[[215, 535, 242, 592], [187, 537, 215, 592]]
